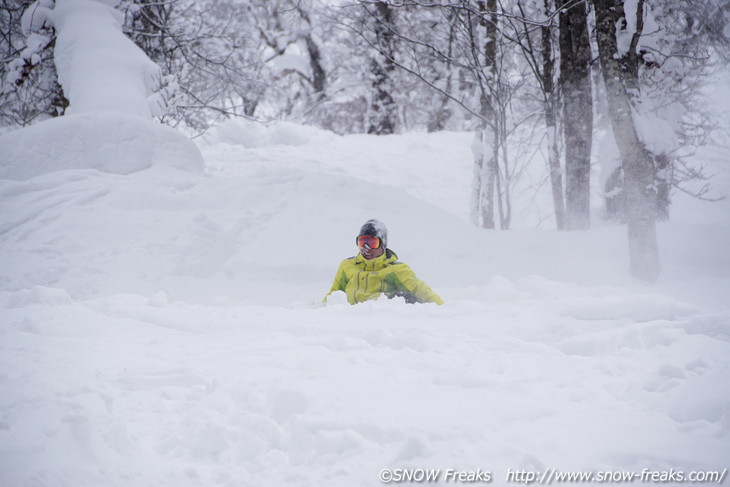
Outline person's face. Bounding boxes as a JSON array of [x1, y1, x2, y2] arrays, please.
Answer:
[[357, 235, 385, 260]]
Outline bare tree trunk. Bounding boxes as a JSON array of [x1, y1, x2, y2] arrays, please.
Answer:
[[368, 1, 398, 135], [304, 34, 326, 100], [615, 0, 644, 96], [472, 120, 498, 229], [542, 0, 566, 230], [471, 0, 499, 229], [486, 129, 499, 228], [560, 0, 593, 230], [499, 124, 511, 229], [297, 7, 327, 102], [428, 9, 456, 132], [592, 0, 659, 281], [471, 134, 485, 226]]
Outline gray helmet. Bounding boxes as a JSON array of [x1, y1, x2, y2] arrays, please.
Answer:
[[358, 218, 388, 248]]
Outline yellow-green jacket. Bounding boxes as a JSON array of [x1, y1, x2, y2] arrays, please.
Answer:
[[325, 249, 444, 305]]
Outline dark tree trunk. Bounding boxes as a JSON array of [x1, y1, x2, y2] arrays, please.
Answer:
[[592, 0, 660, 281], [559, 0, 593, 230], [296, 7, 327, 101], [304, 34, 326, 100], [542, 0, 566, 230], [367, 1, 398, 135]]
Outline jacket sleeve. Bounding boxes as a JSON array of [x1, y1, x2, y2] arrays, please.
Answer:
[[387, 263, 444, 305], [408, 274, 444, 305], [323, 260, 349, 302]]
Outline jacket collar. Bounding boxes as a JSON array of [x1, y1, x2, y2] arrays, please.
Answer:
[[355, 248, 398, 271]]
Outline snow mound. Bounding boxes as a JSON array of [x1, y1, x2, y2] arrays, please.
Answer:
[[0, 157, 481, 304], [0, 113, 203, 180], [210, 119, 333, 148], [5, 286, 73, 308]]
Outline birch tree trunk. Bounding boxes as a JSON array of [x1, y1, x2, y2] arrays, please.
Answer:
[[559, 0, 592, 230], [471, 127, 497, 229], [592, 0, 659, 280], [471, 0, 499, 229]]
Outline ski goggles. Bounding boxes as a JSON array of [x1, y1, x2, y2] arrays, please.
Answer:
[[356, 235, 382, 249]]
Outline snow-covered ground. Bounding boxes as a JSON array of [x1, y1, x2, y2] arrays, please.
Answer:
[[1, 118, 729, 486], [1, 2, 729, 484]]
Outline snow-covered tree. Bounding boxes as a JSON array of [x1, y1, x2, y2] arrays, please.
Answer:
[[0, 0, 67, 128], [248, 0, 329, 122], [592, 0, 729, 279], [592, 0, 659, 280]]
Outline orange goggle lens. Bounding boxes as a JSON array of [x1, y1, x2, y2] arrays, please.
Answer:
[[356, 235, 381, 249]]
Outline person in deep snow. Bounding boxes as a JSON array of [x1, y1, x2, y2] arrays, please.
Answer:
[[324, 219, 444, 305]]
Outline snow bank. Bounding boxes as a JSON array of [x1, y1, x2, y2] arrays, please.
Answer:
[[0, 112, 203, 180], [205, 121, 476, 222], [210, 118, 333, 148], [0, 154, 484, 302]]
